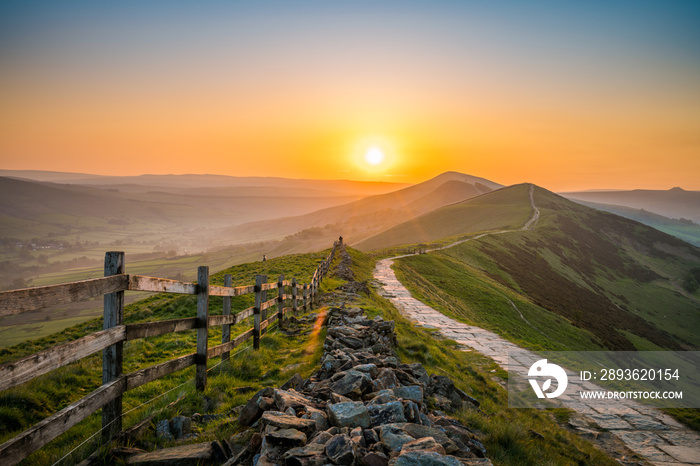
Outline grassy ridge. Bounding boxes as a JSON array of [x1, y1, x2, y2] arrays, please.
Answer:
[[389, 186, 700, 352], [356, 184, 533, 251]]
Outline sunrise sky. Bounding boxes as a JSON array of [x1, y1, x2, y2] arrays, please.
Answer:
[[1, 1, 699, 191]]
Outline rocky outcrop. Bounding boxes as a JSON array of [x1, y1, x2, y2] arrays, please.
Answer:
[[229, 305, 490, 465]]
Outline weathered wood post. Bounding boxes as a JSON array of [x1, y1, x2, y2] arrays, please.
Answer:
[[260, 275, 268, 336], [302, 284, 308, 311], [292, 278, 298, 316], [196, 266, 209, 391], [222, 274, 232, 362], [278, 274, 285, 330], [254, 274, 263, 350], [310, 272, 316, 310], [102, 251, 124, 443]]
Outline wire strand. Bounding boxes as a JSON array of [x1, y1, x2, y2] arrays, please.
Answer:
[[52, 310, 301, 465]]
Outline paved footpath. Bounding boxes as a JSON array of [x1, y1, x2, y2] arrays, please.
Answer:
[[373, 186, 700, 465]]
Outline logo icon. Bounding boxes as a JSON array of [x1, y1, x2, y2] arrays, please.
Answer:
[[528, 359, 568, 399]]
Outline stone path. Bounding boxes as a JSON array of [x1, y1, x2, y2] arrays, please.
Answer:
[[373, 185, 700, 465]]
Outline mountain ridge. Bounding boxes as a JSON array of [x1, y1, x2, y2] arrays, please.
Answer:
[[385, 184, 700, 352], [224, 172, 503, 245]]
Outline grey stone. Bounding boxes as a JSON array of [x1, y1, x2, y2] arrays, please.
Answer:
[[155, 419, 173, 441], [402, 401, 420, 423], [403, 363, 430, 386], [368, 391, 398, 406], [388, 451, 463, 466], [328, 401, 371, 428], [283, 443, 328, 466], [309, 431, 334, 445], [325, 434, 355, 465], [379, 425, 415, 452], [659, 445, 700, 463], [361, 452, 390, 466], [309, 411, 330, 431], [265, 428, 307, 448], [363, 428, 380, 445], [238, 387, 274, 426], [273, 389, 322, 413], [281, 373, 305, 391], [169, 416, 191, 439], [376, 369, 400, 390], [260, 411, 317, 433], [330, 370, 373, 398], [354, 364, 380, 378], [393, 386, 424, 405], [368, 401, 407, 426], [382, 357, 399, 368], [401, 437, 446, 455]]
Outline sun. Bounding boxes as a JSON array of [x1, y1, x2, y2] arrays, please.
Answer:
[[364, 146, 385, 166]]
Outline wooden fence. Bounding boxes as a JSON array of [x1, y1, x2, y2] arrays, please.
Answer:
[[0, 241, 339, 465]]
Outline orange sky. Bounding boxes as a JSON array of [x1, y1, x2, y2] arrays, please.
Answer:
[[1, 2, 699, 191]]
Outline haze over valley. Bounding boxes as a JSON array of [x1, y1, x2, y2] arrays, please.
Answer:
[[1, 169, 699, 349]]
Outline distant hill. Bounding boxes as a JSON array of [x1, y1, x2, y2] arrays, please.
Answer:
[[390, 185, 700, 351], [224, 171, 502, 245], [356, 184, 532, 251], [0, 176, 366, 291], [571, 200, 700, 247], [0, 170, 408, 197], [0, 176, 359, 234], [562, 188, 700, 223]]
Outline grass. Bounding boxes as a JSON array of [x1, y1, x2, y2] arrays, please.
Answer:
[[392, 252, 605, 352], [0, 248, 334, 465], [346, 249, 619, 465]]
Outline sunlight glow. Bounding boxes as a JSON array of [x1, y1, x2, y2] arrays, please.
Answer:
[[365, 147, 385, 166]]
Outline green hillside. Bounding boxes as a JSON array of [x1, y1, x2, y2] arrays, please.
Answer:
[[389, 186, 700, 352], [355, 184, 532, 251], [571, 199, 700, 247]]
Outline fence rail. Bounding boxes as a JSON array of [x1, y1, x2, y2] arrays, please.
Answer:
[[0, 240, 340, 465]]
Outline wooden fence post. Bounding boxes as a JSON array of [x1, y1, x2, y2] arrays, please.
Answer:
[[302, 284, 308, 311], [308, 282, 313, 310], [196, 266, 209, 391], [260, 275, 268, 336], [292, 278, 298, 316], [222, 274, 232, 362], [278, 274, 284, 330], [102, 251, 124, 444], [254, 274, 262, 350]]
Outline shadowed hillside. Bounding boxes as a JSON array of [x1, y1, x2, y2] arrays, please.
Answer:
[[568, 199, 700, 247], [388, 186, 700, 352]]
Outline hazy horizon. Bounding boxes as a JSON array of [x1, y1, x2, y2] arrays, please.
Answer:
[[1, 1, 699, 191], [2, 168, 699, 193]]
